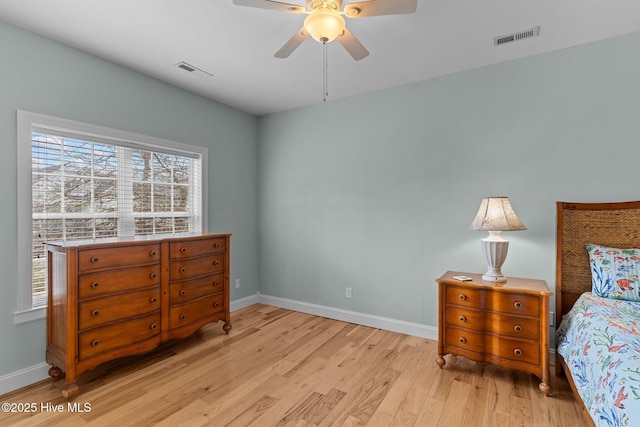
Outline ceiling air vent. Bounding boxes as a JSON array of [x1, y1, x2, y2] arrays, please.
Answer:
[[493, 26, 540, 46], [175, 61, 213, 79]]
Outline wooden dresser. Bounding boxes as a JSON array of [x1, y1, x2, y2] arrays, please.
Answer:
[[45, 233, 231, 399], [436, 271, 553, 395]]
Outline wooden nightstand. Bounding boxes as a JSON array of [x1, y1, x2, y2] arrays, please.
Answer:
[[436, 271, 553, 395]]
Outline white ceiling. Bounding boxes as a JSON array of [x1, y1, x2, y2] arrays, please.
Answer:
[[1, 0, 639, 116]]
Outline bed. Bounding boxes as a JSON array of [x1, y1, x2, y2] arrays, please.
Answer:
[[555, 201, 640, 427]]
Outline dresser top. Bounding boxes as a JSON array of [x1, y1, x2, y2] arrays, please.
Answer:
[[45, 232, 230, 249], [437, 271, 552, 296]]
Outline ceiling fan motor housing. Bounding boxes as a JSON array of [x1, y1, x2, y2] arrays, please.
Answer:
[[306, 0, 342, 11]]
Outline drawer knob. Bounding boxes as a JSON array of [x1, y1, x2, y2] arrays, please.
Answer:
[[180, 314, 186, 320], [458, 315, 466, 323], [150, 297, 157, 303], [459, 337, 466, 344], [514, 301, 523, 308], [514, 325, 522, 332], [91, 340, 100, 347], [150, 250, 157, 256], [91, 282, 100, 289], [150, 323, 157, 330], [150, 273, 157, 279], [180, 267, 186, 273], [514, 348, 522, 356], [92, 310, 100, 317], [180, 290, 186, 296], [213, 281, 220, 287], [214, 243, 221, 248], [180, 247, 187, 253], [91, 257, 99, 263], [458, 294, 467, 301], [213, 302, 220, 308], [213, 260, 220, 266]]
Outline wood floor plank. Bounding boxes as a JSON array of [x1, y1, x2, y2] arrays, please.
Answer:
[[0, 304, 587, 427]]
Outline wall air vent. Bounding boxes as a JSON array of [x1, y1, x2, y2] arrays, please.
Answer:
[[493, 26, 540, 46], [175, 61, 213, 79]]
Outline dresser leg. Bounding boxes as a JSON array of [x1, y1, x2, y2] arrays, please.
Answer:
[[223, 322, 232, 335], [539, 380, 553, 396], [61, 382, 79, 401], [436, 355, 446, 368], [48, 365, 63, 380]]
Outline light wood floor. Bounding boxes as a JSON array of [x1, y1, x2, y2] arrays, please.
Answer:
[[1, 304, 585, 426]]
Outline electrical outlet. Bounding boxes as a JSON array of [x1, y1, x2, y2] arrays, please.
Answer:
[[549, 311, 555, 327], [345, 287, 352, 298], [235, 279, 240, 289]]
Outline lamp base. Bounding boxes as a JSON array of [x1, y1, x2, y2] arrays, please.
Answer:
[[482, 270, 507, 283], [480, 236, 509, 283]]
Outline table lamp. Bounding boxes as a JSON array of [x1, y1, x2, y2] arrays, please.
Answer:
[[469, 197, 526, 282]]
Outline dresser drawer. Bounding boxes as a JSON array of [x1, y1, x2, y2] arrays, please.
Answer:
[[487, 335, 540, 365], [78, 312, 161, 360], [444, 306, 485, 331], [78, 244, 160, 272], [444, 285, 483, 309], [169, 294, 224, 329], [444, 326, 485, 354], [169, 273, 225, 304], [170, 238, 226, 260], [488, 312, 540, 341], [79, 288, 161, 331], [487, 292, 540, 317], [169, 254, 225, 280], [78, 265, 161, 299]]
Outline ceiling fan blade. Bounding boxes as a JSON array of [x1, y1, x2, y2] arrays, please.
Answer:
[[232, 0, 305, 14], [274, 27, 310, 58], [343, 0, 417, 18], [336, 27, 369, 61]]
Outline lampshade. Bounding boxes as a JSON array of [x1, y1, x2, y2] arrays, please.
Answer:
[[469, 197, 526, 232], [304, 8, 346, 43], [469, 197, 525, 282]]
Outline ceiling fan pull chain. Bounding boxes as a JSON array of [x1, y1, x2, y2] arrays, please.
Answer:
[[323, 41, 328, 102]]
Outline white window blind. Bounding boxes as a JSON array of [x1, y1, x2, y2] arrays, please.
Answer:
[[17, 111, 207, 320]]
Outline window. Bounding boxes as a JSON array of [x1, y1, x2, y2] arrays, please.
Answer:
[[16, 111, 208, 323]]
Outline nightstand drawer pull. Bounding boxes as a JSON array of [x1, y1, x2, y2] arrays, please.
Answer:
[[459, 337, 466, 344], [458, 294, 467, 301], [180, 290, 186, 296], [150, 323, 157, 330], [514, 325, 522, 332], [514, 348, 522, 356], [92, 310, 100, 317], [458, 315, 466, 322], [150, 250, 157, 256], [514, 301, 523, 308], [91, 339, 100, 347], [150, 297, 157, 303], [91, 282, 100, 289], [180, 267, 186, 273]]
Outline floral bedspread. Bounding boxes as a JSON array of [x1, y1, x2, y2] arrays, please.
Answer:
[[557, 292, 640, 427]]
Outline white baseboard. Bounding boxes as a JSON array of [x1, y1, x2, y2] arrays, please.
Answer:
[[0, 363, 50, 396], [1, 293, 555, 396], [256, 293, 438, 340]]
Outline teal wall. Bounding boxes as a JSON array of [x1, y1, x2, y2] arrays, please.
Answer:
[[0, 21, 259, 376], [3, 15, 640, 385], [257, 31, 640, 327]]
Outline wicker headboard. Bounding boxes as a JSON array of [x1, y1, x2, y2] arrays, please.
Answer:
[[556, 201, 640, 324]]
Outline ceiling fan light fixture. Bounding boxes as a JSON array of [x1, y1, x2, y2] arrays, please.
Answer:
[[303, 8, 345, 43]]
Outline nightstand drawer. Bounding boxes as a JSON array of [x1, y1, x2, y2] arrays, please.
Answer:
[[487, 335, 540, 365], [444, 286, 483, 309], [487, 292, 540, 317], [444, 306, 485, 331], [444, 326, 485, 354], [488, 312, 540, 341]]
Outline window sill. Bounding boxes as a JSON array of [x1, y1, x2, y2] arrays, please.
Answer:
[[14, 306, 46, 324]]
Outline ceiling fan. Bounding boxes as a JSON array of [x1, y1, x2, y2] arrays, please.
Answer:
[[232, 0, 417, 61]]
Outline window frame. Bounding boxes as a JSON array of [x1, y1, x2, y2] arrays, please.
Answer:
[[15, 110, 208, 324]]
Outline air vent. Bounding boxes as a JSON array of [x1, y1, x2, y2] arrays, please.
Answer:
[[493, 26, 540, 46], [174, 61, 213, 79]]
